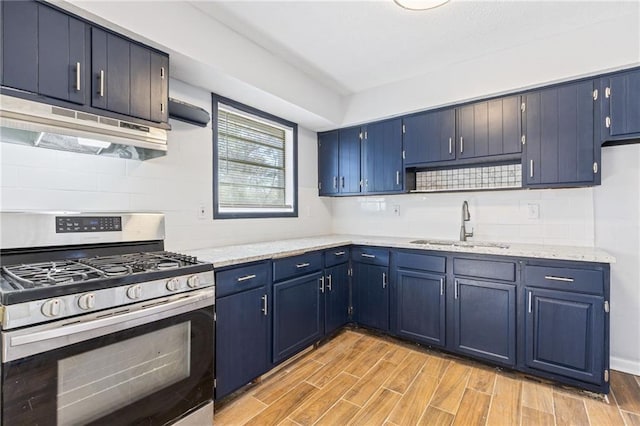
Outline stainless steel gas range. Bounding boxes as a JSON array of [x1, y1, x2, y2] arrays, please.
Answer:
[[0, 212, 214, 426]]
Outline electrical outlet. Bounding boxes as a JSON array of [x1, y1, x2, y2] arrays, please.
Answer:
[[527, 203, 540, 220], [392, 205, 401, 216], [197, 204, 207, 220]]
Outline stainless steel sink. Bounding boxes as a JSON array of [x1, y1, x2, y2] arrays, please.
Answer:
[[410, 239, 510, 249]]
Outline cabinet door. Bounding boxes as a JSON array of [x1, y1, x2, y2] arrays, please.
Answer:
[[318, 131, 340, 195], [404, 109, 455, 165], [457, 97, 521, 159], [272, 272, 324, 363], [525, 288, 605, 385], [92, 28, 130, 116], [1, 0, 38, 93], [215, 286, 269, 399], [453, 278, 516, 366], [363, 119, 403, 193], [338, 127, 362, 194], [150, 52, 169, 123], [325, 263, 350, 335], [605, 70, 640, 139], [38, 5, 85, 104], [352, 262, 389, 331], [395, 269, 445, 347], [523, 81, 595, 186], [130, 44, 151, 121]]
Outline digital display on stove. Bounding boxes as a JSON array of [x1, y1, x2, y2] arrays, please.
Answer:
[[56, 216, 122, 233]]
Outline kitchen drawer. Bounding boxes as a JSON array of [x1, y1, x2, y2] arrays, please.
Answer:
[[216, 261, 270, 298], [524, 265, 603, 295], [453, 257, 516, 282], [273, 251, 323, 282], [324, 246, 350, 267], [395, 250, 446, 273], [351, 246, 389, 266]]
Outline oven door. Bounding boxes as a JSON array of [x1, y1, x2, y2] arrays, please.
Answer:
[[1, 288, 214, 426]]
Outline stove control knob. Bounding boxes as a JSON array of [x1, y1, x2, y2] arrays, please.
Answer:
[[42, 299, 61, 317], [187, 275, 200, 288], [126, 284, 142, 300], [78, 293, 96, 310], [166, 278, 181, 292]]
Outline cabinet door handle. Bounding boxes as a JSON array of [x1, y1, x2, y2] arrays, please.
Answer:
[[460, 137, 464, 154], [530, 160, 534, 178], [261, 294, 268, 316], [98, 70, 105, 97], [327, 274, 332, 291], [528, 291, 532, 313], [341, 176, 345, 188], [333, 251, 345, 256], [454, 279, 459, 299], [448, 137, 452, 155], [160, 66, 165, 79], [160, 103, 165, 113], [544, 275, 574, 283], [361, 253, 376, 258], [440, 278, 444, 296], [333, 176, 338, 189], [396, 171, 400, 186], [296, 262, 310, 269], [319, 276, 325, 293], [237, 274, 256, 282], [382, 272, 387, 289], [75, 62, 81, 91]]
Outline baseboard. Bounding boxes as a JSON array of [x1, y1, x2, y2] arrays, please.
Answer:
[[611, 356, 640, 375]]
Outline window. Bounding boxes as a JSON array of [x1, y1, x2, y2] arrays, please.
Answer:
[[212, 94, 298, 218]]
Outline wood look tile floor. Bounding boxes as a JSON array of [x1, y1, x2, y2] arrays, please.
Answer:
[[214, 330, 640, 426]]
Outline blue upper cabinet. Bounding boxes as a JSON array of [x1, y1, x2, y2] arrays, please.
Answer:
[[1, 2, 86, 104], [317, 127, 361, 196], [600, 68, 640, 142], [92, 28, 169, 122], [522, 80, 597, 187], [457, 96, 521, 160], [363, 118, 403, 193], [403, 108, 456, 165]]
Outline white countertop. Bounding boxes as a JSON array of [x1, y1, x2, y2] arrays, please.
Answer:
[[187, 235, 615, 268]]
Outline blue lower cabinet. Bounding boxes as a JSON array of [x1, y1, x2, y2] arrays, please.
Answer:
[[525, 287, 605, 385], [272, 271, 324, 363], [453, 278, 516, 366], [215, 286, 269, 399], [325, 263, 350, 335], [352, 262, 389, 332], [394, 269, 446, 347]]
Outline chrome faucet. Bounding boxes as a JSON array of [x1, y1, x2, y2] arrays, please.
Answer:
[[460, 200, 474, 241]]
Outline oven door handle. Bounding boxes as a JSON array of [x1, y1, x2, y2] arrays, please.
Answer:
[[2, 288, 214, 363]]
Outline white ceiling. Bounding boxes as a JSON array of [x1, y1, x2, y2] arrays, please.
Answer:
[[191, 0, 637, 96]]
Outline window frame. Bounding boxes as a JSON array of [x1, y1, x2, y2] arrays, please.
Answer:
[[212, 93, 298, 219]]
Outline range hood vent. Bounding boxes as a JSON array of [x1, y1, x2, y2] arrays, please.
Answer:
[[0, 94, 168, 160], [168, 98, 210, 127]]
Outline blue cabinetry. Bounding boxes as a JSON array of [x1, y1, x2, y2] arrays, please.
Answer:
[[600, 68, 640, 142], [403, 108, 456, 165], [351, 247, 389, 332], [363, 118, 403, 193], [215, 262, 270, 400], [317, 131, 340, 196], [522, 80, 597, 187], [318, 128, 361, 195], [393, 251, 446, 347]]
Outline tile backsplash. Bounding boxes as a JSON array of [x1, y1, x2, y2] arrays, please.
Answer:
[[415, 164, 521, 192]]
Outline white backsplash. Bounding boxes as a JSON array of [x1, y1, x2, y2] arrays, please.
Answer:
[[331, 186, 595, 247]]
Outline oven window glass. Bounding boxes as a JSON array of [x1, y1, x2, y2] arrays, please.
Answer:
[[57, 322, 191, 425]]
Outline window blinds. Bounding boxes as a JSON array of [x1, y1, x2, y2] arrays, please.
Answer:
[[217, 106, 289, 208]]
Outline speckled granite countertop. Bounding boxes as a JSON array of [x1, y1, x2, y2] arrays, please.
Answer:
[[187, 235, 615, 268]]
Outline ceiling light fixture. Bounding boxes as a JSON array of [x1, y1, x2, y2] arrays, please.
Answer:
[[393, 0, 450, 11]]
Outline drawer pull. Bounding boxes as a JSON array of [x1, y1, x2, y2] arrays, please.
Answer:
[[75, 62, 81, 91], [544, 275, 574, 283], [334, 251, 346, 256], [361, 253, 376, 259], [237, 274, 256, 282], [296, 262, 310, 269]]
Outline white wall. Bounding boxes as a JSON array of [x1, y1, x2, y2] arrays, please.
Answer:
[[594, 144, 640, 375], [0, 79, 333, 251], [331, 188, 594, 247]]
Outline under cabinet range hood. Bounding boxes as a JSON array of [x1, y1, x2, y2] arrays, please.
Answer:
[[0, 95, 168, 160]]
